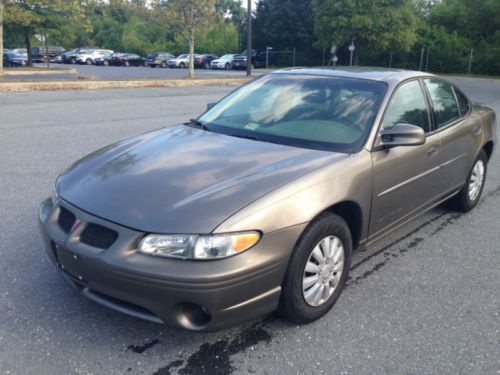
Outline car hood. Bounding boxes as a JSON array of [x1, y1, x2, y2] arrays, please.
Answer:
[[58, 124, 347, 233]]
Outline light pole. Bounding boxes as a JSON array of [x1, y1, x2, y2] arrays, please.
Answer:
[[246, 0, 252, 76]]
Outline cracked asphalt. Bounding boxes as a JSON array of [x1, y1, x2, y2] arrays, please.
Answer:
[[0, 77, 498, 375]]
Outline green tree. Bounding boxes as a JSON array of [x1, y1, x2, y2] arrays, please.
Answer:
[[153, 0, 216, 78], [4, 0, 90, 65], [254, 0, 317, 65], [312, 0, 419, 62]]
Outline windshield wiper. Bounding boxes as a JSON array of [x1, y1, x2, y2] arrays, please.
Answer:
[[187, 118, 207, 130]]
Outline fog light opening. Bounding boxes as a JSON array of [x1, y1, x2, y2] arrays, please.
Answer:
[[175, 303, 211, 330]]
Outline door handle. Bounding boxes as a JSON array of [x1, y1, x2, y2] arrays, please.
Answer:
[[426, 145, 439, 157], [472, 125, 482, 135]]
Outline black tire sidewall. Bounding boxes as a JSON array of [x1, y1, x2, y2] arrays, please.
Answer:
[[280, 213, 352, 324]]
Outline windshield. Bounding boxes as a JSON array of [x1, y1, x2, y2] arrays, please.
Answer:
[[220, 54, 234, 60], [198, 74, 387, 152], [177, 54, 188, 59]]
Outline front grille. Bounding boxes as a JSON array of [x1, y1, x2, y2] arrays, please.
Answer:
[[58, 207, 76, 233], [80, 223, 118, 249]]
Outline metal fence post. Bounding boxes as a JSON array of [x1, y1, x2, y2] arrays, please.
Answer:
[[419, 47, 424, 71], [468, 49, 473, 74], [389, 52, 393, 68], [292, 48, 296, 66], [425, 47, 429, 72]]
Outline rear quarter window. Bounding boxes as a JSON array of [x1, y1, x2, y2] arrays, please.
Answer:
[[424, 79, 460, 128]]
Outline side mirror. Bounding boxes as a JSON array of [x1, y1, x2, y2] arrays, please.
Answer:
[[206, 102, 216, 111], [379, 123, 426, 149]]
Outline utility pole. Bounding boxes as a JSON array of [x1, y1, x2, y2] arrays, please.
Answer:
[[246, 0, 252, 76]]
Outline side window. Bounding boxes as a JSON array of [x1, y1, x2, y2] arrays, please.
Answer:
[[423, 79, 460, 128], [382, 80, 431, 132], [455, 88, 470, 116]]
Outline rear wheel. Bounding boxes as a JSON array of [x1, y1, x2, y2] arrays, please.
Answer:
[[179, 62, 185, 69], [279, 213, 352, 324], [86, 58, 92, 65], [161, 61, 167, 68], [124, 61, 130, 67], [446, 150, 487, 212]]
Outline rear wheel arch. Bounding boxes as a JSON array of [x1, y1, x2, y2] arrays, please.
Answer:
[[483, 140, 494, 161]]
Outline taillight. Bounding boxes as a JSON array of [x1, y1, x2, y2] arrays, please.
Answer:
[[196, 58, 203, 62]]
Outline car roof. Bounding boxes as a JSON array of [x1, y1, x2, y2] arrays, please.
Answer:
[[273, 66, 438, 86]]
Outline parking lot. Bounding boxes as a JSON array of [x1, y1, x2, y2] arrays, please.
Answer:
[[0, 78, 498, 375], [10, 63, 255, 81]]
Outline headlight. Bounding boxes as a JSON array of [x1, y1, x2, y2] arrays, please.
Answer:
[[139, 231, 260, 260]]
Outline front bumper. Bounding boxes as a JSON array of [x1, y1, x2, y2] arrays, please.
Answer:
[[38, 198, 305, 331]]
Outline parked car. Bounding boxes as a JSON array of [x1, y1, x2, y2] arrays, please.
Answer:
[[77, 50, 114, 65], [167, 54, 198, 68], [110, 53, 146, 67], [50, 54, 64, 64], [232, 50, 266, 70], [194, 54, 218, 69], [210, 54, 237, 70], [62, 48, 93, 64], [38, 68, 496, 331], [94, 52, 114, 66], [146, 52, 175, 68], [32, 46, 65, 62], [2, 51, 28, 67]]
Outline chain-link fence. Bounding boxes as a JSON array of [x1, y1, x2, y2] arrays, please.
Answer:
[[270, 46, 500, 76]]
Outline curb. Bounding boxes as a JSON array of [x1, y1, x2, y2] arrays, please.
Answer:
[[0, 77, 252, 92]]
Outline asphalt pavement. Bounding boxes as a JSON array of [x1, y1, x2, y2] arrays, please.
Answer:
[[0, 78, 498, 375], [7, 63, 252, 81]]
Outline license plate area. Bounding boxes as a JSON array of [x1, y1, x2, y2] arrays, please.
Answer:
[[52, 242, 87, 284]]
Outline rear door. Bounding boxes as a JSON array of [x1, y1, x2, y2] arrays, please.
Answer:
[[422, 79, 479, 194], [370, 79, 441, 236]]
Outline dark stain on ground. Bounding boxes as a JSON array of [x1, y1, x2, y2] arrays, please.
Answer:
[[127, 338, 160, 354], [350, 212, 446, 271], [152, 318, 273, 375]]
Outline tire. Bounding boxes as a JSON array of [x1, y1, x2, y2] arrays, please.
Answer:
[[179, 62, 185, 69], [86, 58, 92, 65], [225, 63, 230, 70], [279, 213, 352, 324], [204, 62, 210, 69], [446, 150, 487, 212], [70, 57, 76, 64], [161, 61, 166, 68], [124, 61, 130, 67], [103, 60, 109, 66]]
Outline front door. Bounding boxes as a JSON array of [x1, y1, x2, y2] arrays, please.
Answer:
[[370, 79, 441, 236]]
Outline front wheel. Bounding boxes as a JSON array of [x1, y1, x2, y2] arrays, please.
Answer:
[[225, 63, 230, 70], [124, 61, 130, 67], [179, 62, 185, 69], [161, 61, 166, 68], [446, 150, 487, 212], [103, 60, 109, 66], [279, 213, 352, 324]]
